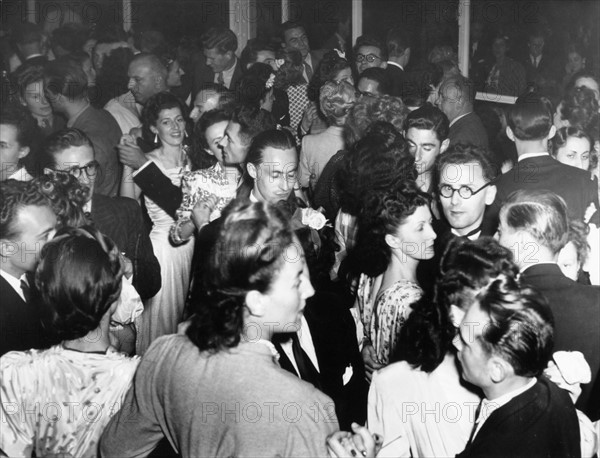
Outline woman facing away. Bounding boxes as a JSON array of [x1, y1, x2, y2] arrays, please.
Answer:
[[100, 200, 339, 457], [347, 182, 436, 377], [120, 92, 195, 354], [368, 237, 518, 457], [0, 226, 139, 458]]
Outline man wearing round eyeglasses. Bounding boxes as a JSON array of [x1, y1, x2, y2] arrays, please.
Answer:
[[436, 144, 497, 240], [41, 128, 161, 306], [353, 35, 387, 76]]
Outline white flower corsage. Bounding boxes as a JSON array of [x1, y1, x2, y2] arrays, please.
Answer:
[[265, 73, 275, 89], [334, 48, 346, 60], [301, 207, 327, 230], [275, 58, 285, 69]]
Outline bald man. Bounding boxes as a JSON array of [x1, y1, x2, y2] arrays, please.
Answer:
[[104, 53, 169, 135]]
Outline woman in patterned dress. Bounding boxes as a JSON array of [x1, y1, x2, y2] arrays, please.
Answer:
[[347, 181, 436, 379], [0, 227, 139, 457], [120, 92, 194, 354]]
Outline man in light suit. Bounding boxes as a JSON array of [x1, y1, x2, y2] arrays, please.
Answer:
[[454, 275, 580, 457], [498, 189, 600, 419]]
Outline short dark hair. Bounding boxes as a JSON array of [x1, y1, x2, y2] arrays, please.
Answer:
[[34, 226, 123, 341], [280, 21, 306, 41], [201, 27, 237, 54], [500, 189, 569, 255], [358, 67, 392, 95], [42, 128, 93, 170], [44, 59, 88, 101], [0, 180, 51, 241], [435, 143, 498, 185], [186, 200, 295, 352], [245, 128, 297, 168], [192, 109, 231, 169], [404, 104, 450, 142], [14, 22, 42, 46], [354, 35, 387, 61], [386, 28, 411, 57], [240, 38, 276, 70], [507, 95, 553, 141], [231, 105, 276, 146], [475, 274, 554, 377]]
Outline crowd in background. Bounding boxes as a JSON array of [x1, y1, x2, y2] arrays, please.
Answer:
[[0, 4, 599, 457]]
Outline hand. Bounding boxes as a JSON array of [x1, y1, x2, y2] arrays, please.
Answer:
[[327, 423, 377, 458], [191, 195, 218, 229], [119, 252, 134, 279], [118, 136, 147, 170], [361, 343, 384, 382], [300, 103, 318, 133]]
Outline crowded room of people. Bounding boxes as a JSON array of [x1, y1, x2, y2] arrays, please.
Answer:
[[1, 0, 599, 456]]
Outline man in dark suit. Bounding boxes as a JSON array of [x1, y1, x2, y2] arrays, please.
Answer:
[[0, 180, 57, 356], [437, 75, 489, 149], [485, 95, 598, 232], [42, 128, 161, 302], [12, 22, 48, 72], [281, 22, 324, 84], [192, 27, 243, 97], [384, 28, 413, 100], [454, 275, 580, 457], [498, 189, 600, 419], [520, 30, 558, 91], [417, 143, 498, 298]]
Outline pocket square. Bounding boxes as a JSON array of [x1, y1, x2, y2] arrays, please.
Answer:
[[342, 364, 353, 385]]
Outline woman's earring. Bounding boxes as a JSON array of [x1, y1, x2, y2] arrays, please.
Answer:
[[154, 133, 158, 143], [184, 129, 188, 138]]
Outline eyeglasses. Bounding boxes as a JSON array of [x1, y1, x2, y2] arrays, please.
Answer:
[[439, 182, 490, 199], [60, 161, 100, 179], [355, 54, 382, 63]]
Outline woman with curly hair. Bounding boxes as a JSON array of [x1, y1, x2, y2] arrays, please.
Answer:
[[120, 91, 194, 354], [100, 200, 338, 456], [366, 237, 518, 457], [0, 226, 139, 457], [348, 181, 435, 376]]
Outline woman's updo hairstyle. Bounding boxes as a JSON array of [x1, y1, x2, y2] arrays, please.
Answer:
[[34, 226, 123, 341], [187, 200, 296, 352]]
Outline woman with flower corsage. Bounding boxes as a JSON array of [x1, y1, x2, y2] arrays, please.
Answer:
[[120, 92, 195, 354], [273, 48, 310, 137], [346, 182, 436, 380]]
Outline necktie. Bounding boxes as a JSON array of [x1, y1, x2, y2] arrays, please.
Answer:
[[303, 61, 313, 82], [291, 332, 321, 389], [217, 71, 224, 86], [20, 278, 31, 303]]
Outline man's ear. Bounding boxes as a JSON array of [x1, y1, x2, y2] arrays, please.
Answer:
[[484, 184, 497, 206], [489, 356, 512, 384], [247, 162, 258, 180], [506, 126, 515, 142], [380, 61, 388, 69], [245, 290, 266, 317], [548, 125, 556, 140], [18, 146, 30, 160], [440, 138, 450, 154]]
